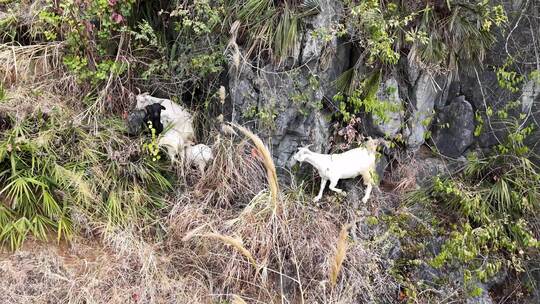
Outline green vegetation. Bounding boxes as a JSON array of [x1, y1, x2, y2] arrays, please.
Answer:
[[0, 109, 172, 250], [0, 0, 539, 303], [335, 0, 507, 127], [411, 115, 539, 283], [335, 70, 400, 123], [0, 83, 5, 101], [232, 0, 321, 62]]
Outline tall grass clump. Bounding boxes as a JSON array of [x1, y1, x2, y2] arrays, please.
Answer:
[[229, 122, 280, 209], [329, 223, 352, 287], [231, 0, 321, 63]]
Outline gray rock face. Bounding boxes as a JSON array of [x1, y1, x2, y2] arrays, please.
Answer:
[[404, 65, 445, 148], [414, 261, 443, 286], [526, 76, 540, 163], [521, 78, 540, 114], [300, 0, 342, 64], [228, 0, 347, 170], [431, 96, 475, 158], [369, 77, 404, 138], [415, 154, 448, 187], [229, 64, 332, 169]]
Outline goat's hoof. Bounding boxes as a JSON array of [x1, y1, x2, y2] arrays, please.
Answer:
[[340, 191, 347, 197], [361, 198, 368, 204], [312, 197, 321, 203]]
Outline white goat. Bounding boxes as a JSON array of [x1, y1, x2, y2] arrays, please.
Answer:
[[157, 129, 185, 164], [184, 144, 214, 175], [293, 138, 385, 204], [135, 93, 195, 162]]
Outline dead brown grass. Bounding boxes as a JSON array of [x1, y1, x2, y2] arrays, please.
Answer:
[[181, 137, 267, 208], [229, 122, 280, 210], [0, 43, 65, 87], [0, 237, 210, 304], [329, 223, 352, 287]]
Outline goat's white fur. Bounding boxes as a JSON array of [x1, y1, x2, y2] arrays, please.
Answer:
[[136, 93, 195, 162], [184, 144, 214, 175], [157, 129, 185, 164], [293, 138, 384, 204]]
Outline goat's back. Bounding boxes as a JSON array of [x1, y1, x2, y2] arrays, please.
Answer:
[[330, 148, 376, 178]]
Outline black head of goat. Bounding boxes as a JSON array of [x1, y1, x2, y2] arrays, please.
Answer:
[[144, 103, 166, 134]]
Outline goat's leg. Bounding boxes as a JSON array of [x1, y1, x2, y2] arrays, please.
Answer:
[[197, 161, 205, 175], [165, 146, 177, 164], [361, 183, 373, 204], [329, 179, 347, 196], [313, 178, 327, 203]]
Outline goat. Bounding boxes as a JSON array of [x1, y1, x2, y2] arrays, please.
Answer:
[[184, 144, 214, 175], [126, 109, 147, 136], [292, 137, 386, 204], [135, 93, 196, 162], [136, 93, 195, 142]]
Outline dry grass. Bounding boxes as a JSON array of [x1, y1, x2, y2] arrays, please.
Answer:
[[231, 294, 247, 304], [0, 85, 78, 120], [329, 223, 352, 288], [181, 137, 267, 208], [229, 122, 280, 210], [199, 232, 257, 267], [0, 43, 65, 87], [0, 237, 209, 304]]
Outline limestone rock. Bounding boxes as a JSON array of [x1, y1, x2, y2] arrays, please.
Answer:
[[431, 96, 475, 158], [369, 77, 403, 138]]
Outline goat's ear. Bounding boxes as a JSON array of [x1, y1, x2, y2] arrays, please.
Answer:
[[160, 105, 166, 110]]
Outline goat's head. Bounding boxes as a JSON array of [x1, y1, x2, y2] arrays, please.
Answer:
[[145, 103, 166, 119], [144, 103, 166, 134], [135, 92, 152, 109], [292, 144, 312, 162], [364, 137, 390, 151]]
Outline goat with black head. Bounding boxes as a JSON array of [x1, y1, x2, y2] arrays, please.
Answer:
[[126, 103, 166, 136]]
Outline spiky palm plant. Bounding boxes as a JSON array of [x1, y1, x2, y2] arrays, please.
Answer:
[[0, 109, 174, 250], [232, 0, 320, 63], [414, 1, 500, 74]]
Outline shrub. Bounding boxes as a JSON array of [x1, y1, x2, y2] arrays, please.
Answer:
[[411, 117, 539, 284], [0, 108, 173, 250]]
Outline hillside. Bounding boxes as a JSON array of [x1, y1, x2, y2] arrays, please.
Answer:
[[1, 0, 539, 303]]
